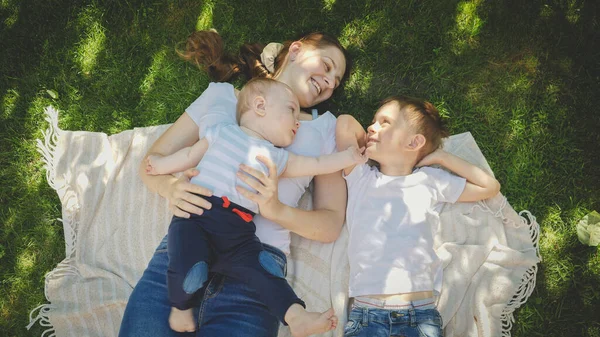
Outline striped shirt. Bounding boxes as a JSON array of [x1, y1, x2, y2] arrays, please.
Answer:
[[190, 123, 289, 213]]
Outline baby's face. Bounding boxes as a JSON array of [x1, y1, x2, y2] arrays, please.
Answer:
[[264, 87, 300, 147]]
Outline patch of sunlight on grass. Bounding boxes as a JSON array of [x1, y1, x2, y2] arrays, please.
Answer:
[[196, 0, 214, 31], [465, 86, 481, 103], [451, 0, 484, 55], [74, 5, 107, 76], [506, 113, 527, 144], [587, 254, 600, 276], [107, 110, 132, 134], [431, 99, 450, 119], [505, 73, 532, 94], [0, 303, 9, 321], [540, 4, 554, 18], [2, 88, 20, 118], [566, 0, 582, 24], [339, 11, 384, 49], [28, 95, 52, 118], [530, 109, 549, 137], [322, 0, 336, 11], [544, 252, 575, 298], [541, 226, 568, 254], [540, 206, 577, 299], [1, 0, 19, 28], [16, 250, 37, 275], [588, 326, 600, 337], [140, 48, 168, 95], [344, 67, 373, 97]]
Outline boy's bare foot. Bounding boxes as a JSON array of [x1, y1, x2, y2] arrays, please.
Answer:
[[169, 307, 196, 332], [285, 305, 337, 337]]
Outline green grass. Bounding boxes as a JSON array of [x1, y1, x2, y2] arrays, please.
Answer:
[[1, 0, 599, 336]]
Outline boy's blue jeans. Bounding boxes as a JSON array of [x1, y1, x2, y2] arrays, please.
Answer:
[[344, 305, 444, 337], [118, 235, 286, 337]]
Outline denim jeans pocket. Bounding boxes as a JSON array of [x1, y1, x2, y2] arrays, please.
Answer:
[[416, 311, 443, 337], [343, 318, 363, 336]]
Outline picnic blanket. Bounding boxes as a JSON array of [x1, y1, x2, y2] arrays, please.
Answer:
[[28, 106, 540, 337]]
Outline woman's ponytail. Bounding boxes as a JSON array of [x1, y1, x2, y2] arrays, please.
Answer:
[[177, 30, 274, 82]]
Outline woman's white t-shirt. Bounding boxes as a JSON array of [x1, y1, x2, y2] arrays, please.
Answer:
[[186, 82, 337, 255]]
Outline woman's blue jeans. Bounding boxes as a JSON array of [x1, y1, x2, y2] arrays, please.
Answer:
[[118, 234, 283, 337]]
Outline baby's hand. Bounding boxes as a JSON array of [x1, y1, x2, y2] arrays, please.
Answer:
[[145, 155, 161, 175], [346, 145, 368, 164]]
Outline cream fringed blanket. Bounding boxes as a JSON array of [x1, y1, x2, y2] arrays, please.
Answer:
[[29, 106, 540, 337]]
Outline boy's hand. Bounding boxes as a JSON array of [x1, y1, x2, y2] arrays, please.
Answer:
[[416, 148, 447, 167], [346, 145, 368, 164]]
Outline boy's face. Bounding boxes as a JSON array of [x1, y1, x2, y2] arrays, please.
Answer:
[[365, 101, 413, 162], [264, 87, 300, 147]]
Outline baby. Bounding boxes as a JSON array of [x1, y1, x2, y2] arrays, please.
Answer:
[[146, 78, 366, 336]]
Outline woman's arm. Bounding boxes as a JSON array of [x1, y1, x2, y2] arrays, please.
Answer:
[[139, 112, 213, 218], [236, 156, 346, 243], [335, 115, 367, 175]]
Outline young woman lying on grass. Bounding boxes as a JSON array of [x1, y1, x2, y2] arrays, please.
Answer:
[[119, 29, 351, 337]]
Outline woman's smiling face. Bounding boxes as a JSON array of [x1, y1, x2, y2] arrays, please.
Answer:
[[280, 44, 346, 108]]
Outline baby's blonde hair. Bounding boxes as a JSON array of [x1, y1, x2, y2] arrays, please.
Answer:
[[236, 78, 290, 123], [383, 96, 449, 161]]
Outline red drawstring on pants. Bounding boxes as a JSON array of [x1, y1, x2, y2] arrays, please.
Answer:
[[221, 196, 253, 222]]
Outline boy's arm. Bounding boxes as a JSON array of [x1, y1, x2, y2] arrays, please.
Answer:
[[281, 145, 366, 178], [335, 114, 367, 175], [146, 138, 209, 175], [418, 149, 501, 202]]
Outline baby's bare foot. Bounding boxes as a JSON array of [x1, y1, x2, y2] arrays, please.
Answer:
[[287, 307, 337, 337], [145, 155, 159, 175], [169, 307, 196, 333]]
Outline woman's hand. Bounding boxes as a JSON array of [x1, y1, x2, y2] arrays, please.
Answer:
[[235, 155, 284, 220], [416, 148, 447, 167], [165, 168, 213, 218]]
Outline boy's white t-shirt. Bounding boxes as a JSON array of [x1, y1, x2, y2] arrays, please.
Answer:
[[186, 82, 337, 255], [343, 163, 466, 298]]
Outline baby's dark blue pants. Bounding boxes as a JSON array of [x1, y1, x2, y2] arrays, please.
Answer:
[[167, 195, 305, 324]]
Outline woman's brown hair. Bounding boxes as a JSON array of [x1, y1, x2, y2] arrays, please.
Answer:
[[177, 30, 350, 83]]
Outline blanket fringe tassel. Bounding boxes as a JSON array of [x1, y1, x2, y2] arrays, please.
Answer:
[[28, 106, 81, 333], [471, 198, 541, 337], [26, 304, 56, 337]]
